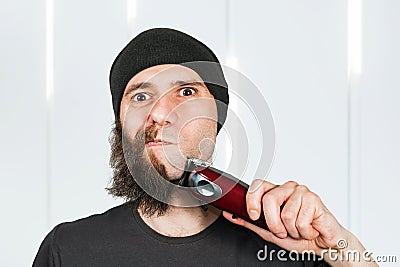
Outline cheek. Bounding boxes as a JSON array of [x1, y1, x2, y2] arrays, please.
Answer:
[[174, 98, 218, 130], [174, 98, 217, 159], [122, 105, 149, 139], [178, 118, 217, 160]]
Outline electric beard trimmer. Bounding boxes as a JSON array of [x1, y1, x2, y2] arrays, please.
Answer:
[[179, 158, 268, 229]]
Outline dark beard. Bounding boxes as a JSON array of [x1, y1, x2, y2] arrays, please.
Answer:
[[106, 121, 174, 217]]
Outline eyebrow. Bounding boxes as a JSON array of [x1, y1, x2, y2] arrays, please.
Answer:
[[170, 80, 207, 88], [123, 79, 207, 97], [123, 82, 153, 97]]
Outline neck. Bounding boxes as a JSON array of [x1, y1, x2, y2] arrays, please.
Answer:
[[138, 205, 221, 237]]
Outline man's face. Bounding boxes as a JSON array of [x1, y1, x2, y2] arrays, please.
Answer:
[[119, 64, 218, 180]]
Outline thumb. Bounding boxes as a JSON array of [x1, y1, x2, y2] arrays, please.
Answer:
[[222, 211, 278, 243], [222, 211, 307, 253]]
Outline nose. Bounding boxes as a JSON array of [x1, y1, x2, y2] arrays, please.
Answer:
[[147, 93, 178, 127]]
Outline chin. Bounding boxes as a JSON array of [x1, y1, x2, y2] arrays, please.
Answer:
[[146, 147, 186, 179], [163, 157, 187, 178]]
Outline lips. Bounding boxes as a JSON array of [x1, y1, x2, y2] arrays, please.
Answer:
[[145, 138, 172, 147]]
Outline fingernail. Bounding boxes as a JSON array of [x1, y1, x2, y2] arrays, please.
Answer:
[[276, 233, 287, 239], [249, 210, 258, 220], [232, 213, 237, 220]]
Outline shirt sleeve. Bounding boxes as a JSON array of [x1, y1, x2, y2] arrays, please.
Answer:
[[32, 225, 61, 267]]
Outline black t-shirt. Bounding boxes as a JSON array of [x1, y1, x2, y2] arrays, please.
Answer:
[[33, 203, 330, 266]]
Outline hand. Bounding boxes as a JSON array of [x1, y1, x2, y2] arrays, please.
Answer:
[[222, 179, 377, 266]]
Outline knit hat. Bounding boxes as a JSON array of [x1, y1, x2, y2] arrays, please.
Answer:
[[109, 28, 229, 133]]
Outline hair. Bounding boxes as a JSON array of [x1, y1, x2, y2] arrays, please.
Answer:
[[106, 120, 169, 217]]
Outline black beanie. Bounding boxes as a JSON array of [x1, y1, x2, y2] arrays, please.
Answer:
[[109, 28, 229, 133]]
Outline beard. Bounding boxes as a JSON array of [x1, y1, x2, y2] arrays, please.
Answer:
[[106, 120, 178, 217]]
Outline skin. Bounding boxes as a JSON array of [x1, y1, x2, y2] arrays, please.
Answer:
[[119, 64, 377, 266], [120, 64, 217, 179], [120, 64, 221, 235], [223, 181, 377, 266]]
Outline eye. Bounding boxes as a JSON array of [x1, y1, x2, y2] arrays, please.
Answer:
[[179, 87, 196, 97], [132, 92, 150, 102]]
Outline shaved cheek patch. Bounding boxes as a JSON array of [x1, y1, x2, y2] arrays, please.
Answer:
[[198, 138, 215, 161]]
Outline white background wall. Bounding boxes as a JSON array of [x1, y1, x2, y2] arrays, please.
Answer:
[[0, 0, 398, 266]]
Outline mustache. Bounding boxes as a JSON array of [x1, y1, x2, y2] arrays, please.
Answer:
[[144, 124, 158, 144]]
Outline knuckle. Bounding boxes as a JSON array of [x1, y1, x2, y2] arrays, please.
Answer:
[[249, 179, 268, 193], [296, 184, 309, 192], [268, 223, 284, 235], [246, 186, 259, 199], [304, 191, 320, 202], [246, 191, 255, 202], [284, 180, 299, 187], [295, 220, 309, 231], [281, 211, 295, 222], [262, 193, 276, 204]]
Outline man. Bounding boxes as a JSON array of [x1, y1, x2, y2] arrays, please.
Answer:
[[33, 28, 376, 266]]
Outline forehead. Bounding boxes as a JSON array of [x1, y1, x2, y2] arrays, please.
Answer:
[[124, 64, 205, 91]]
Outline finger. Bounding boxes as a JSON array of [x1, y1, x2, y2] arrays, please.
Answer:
[[262, 181, 299, 238], [246, 179, 276, 221], [222, 211, 280, 243], [296, 192, 320, 240], [222, 211, 305, 253], [280, 186, 304, 239]]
